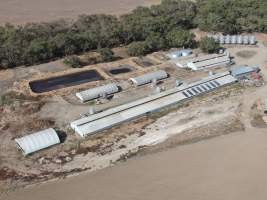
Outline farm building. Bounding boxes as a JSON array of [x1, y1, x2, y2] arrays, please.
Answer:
[[71, 72, 237, 137], [76, 83, 119, 102], [129, 70, 168, 86], [166, 49, 192, 59], [230, 66, 260, 78], [176, 53, 231, 71], [15, 128, 60, 155]]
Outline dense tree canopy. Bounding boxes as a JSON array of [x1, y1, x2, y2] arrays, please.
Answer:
[[166, 29, 195, 48], [196, 0, 267, 34], [199, 37, 221, 53]]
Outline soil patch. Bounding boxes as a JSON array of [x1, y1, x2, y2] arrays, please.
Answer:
[[236, 50, 257, 58]]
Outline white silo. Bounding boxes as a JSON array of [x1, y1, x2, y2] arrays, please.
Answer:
[[243, 35, 249, 44], [237, 35, 243, 44], [219, 35, 225, 44], [231, 35, 237, 44], [225, 35, 231, 44], [213, 35, 220, 43], [249, 35, 256, 45]]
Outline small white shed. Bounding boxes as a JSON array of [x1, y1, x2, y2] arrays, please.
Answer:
[[15, 128, 60, 155], [76, 83, 119, 102], [129, 70, 168, 86]]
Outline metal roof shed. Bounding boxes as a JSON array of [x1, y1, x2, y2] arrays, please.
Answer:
[[15, 128, 60, 155], [230, 66, 259, 77], [129, 70, 168, 86], [76, 83, 119, 102]]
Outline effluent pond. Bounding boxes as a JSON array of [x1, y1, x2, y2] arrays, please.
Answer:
[[30, 70, 103, 93]]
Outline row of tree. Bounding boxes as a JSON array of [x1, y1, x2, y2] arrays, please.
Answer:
[[196, 0, 267, 34], [0, 0, 266, 69]]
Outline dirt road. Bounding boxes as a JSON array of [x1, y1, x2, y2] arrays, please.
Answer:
[[4, 129, 267, 200], [0, 0, 160, 24]]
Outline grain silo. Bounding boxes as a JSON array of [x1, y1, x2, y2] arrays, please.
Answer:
[[249, 36, 256, 45], [219, 35, 225, 44], [243, 35, 249, 44], [231, 35, 237, 44], [225, 35, 231, 44], [237, 35, 243, 44], [213, 35, 220, 43]]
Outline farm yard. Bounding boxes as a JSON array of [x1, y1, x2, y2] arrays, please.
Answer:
[[1, 33, 267, 193], [0, 0, 267, 199]]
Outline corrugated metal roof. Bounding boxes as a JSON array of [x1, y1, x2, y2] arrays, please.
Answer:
[[15, 128, 60, 155], [188, 54, 230, 71], [176, 53, 231, 70], [71, 72, 237, 137], [76, 83, 119, 102], [129, 70, 168, 86], [231, 66, 258, 77]]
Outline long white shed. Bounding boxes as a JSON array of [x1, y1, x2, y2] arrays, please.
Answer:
[[15, 128, 60, 155], [76, 83, 119, 102], [71, 72, 237, 137]]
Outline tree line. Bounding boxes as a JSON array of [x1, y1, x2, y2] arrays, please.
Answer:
[[0, 0, 266, 69]]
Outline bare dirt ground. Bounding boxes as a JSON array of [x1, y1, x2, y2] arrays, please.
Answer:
[[0, 0, 161, 25]]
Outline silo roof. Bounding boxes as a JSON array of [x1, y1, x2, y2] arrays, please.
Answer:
[[129, 70, 168, 86], [15, 128, 60, 155], [76, 83, 119, 102]]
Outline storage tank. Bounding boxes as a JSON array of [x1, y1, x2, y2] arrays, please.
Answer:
[[237, 35, 243, 44], [249, 35, 256, 45], [180, 49, 192, 57], [219, 35, 225, 44], [213, 35, 220, 43], [243, 35, 249, 44], [225, 35, 231, 44], [231, 35, 237, 44]]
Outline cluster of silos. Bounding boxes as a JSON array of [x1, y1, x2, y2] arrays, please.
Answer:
[[209, 35, 256, 45]]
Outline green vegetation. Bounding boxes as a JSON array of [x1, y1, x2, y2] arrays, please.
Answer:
[[127, 41, 149, 56], [166, 29, 195, 48], [199, 37, 221, 53], [196, 0, 267, 34], [0, 94, 15, 107], [0, 0, 266, 69], [63, 48, 115, 67], [97, 48, 114, 62], [63, 55, 82, 68]]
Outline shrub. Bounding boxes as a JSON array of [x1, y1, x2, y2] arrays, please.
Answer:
[[97, 48, 114, 62], [0, 95, 14, 106], [145, 32, 166, 51], [199, 36, 220, 53], [166, 29, 196, 48], [127, 41, 149, 56], [63, 55, 82, 68]]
